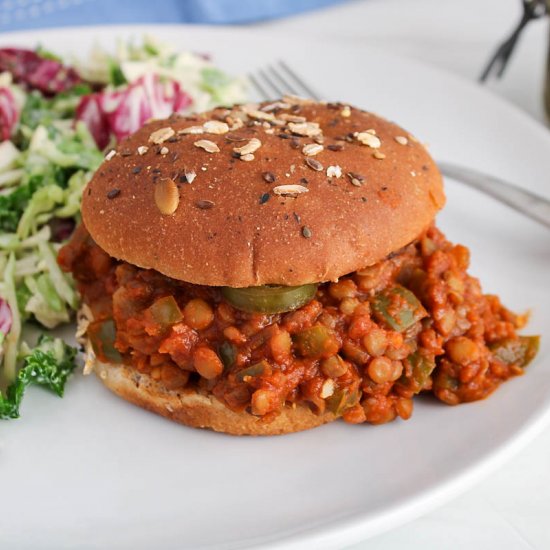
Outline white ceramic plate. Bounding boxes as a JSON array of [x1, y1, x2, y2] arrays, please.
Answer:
[[1, 25, 549, 550]]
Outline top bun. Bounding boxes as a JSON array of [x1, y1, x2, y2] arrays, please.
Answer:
[[81, 98, 445, 287]]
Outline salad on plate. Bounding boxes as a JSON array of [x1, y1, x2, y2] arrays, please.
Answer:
[[0, 36, 246, 418]]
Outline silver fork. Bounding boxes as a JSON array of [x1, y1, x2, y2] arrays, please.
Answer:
[[249, 62, 550, 230]]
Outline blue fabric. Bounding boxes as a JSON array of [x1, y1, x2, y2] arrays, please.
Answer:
[[0, 0, 348, 31]]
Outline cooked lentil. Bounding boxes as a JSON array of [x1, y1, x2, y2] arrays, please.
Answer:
[[58, 224, 538, 425]]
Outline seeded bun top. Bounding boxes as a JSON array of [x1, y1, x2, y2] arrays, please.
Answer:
[[81, 98, 445, 287]]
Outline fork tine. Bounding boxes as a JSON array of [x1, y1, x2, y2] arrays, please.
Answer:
[[248, 73, 270, 101], [267, 64, 299, 96], [250, 61, 322, 101], [277, 61, 321, 101], [258, 68, 286, 98]]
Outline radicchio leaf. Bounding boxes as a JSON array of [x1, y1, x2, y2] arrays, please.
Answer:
[[0, 297, 12, 336], [75, 93, 111, 150], [76, 73, 192, 148], [0, 48, 82, 96], [0, 86, 19, 140]]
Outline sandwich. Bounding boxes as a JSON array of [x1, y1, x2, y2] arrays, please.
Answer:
[[58, 97, 539, 435]]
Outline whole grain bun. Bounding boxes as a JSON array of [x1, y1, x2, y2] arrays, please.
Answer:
[[91, 357, 336, 436], [82, 98, 444, 287]]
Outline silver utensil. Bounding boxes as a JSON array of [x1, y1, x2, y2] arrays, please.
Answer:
[[249, 62, 550, 230], [437, 162, 550, 229]]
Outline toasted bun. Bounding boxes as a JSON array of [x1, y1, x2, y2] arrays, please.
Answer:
[[82, 99, 444, 287], [92, 357, 336, 436]]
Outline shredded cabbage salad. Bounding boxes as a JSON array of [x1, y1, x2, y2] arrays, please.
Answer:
[[0, 36, 246, 418]]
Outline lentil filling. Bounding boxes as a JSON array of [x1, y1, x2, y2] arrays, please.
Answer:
[[58, 224, 539, 425]]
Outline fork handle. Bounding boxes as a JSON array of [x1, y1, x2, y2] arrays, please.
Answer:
[[438, 161, 550, 230]]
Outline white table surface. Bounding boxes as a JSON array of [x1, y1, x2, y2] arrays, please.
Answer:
[[261, 1, 550, 548]]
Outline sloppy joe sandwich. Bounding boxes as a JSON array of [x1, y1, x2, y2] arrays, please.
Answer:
[[58, 98, 539, 435]]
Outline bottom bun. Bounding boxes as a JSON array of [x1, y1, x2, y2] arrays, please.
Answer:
[[92, 358, 337, 436]]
